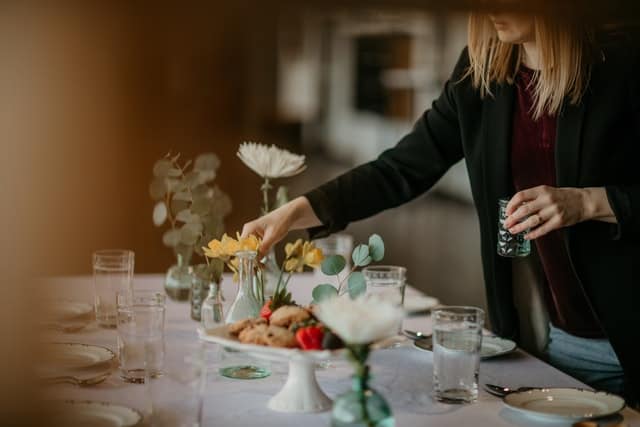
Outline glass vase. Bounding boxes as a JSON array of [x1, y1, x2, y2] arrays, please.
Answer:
[[190, 264, 221, 322], [200, 279, 224, 330], [225, 251, 262, 323], [331, 371, 395, 427], [261, 247, 280, 299], [165, 246, 193, 301], [220, 250, 270, 380]]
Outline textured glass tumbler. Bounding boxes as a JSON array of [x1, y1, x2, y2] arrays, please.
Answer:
[[313, 234, 354, 281], [116, 290, 166, 383], [497, 198, 531, 257], [432, 306, 484, 404], [92, 250, 134, 328]]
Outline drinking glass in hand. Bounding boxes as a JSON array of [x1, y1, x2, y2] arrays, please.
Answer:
[[432, 306, 484, 404], [92, 250, 134, 328], [497, 198, 531, 257], [116, 290, 166, 383]]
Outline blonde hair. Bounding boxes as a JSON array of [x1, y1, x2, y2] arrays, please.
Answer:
[[467, 14, 594, 119]]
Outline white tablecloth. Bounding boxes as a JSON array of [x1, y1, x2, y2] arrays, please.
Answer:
[[43, 274, 640, 427]]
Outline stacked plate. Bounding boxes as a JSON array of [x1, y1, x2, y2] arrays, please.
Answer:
[[48, 400, 143, 426], [39, 342, 116, 386], [414, 335, 517, 359], [43, 299, 94, 333]]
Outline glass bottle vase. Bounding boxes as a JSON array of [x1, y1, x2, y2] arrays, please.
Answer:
[[165, 246, 193, 301], [225, 250, 261, 323], [200, 279, 224, 330], [331, 372, 395, 427], [191, 264, 221, 322]]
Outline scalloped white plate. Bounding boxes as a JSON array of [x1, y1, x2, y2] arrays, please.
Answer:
[[504, 388, 625, 421], [49, 400, 143, 426], [45, 342, 115, 369]]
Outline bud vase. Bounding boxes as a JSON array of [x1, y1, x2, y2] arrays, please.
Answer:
[[331, 369, 394, 427], [220, 250, 270, 380], [191, 264, 220, 321], [165, 247, 193, 301], [225, 250, 262, 323]]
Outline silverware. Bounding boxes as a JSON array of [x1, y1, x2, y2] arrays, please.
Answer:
[[483, 383, 536, 397], [403, 329, 431, 340]]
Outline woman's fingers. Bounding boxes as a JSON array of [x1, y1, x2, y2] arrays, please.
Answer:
[[504, 198, 547, 229]]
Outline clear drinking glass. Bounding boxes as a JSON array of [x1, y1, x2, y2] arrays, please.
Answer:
[[432, 306, 484, 404], [116, 290, 166, 383], [497, 198, 531, 257], [92, 249, 134, 328], [363, 266, 406, 336]]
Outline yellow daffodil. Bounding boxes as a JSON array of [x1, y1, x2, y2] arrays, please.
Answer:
[[220, 234, 241, 255], [203, 239, 225, 259], [303, 246, 324, 268], [285, 239, 304, 259], [238, 233, 261, 252]]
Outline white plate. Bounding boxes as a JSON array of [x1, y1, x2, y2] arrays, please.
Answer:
[[504, 388, 625, 421], [414, 335, 517, 359], [45, 342, 116, 369], [47, 300, 93, 321], [49, 400, 143, 426], [198, 325, 344, 362]]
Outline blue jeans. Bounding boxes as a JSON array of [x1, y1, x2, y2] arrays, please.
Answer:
[[544, 324, 625, 396]]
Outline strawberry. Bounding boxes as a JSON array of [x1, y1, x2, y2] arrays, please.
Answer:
[[260, 299, 273, 320], [295, 326, 324, 350]]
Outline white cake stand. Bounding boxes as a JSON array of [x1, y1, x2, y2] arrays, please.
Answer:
[[198, 325, 342, 413]]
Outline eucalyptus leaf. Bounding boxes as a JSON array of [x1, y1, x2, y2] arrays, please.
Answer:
[[194, 153, 220, 172], [347, 271, 366, 298], [167, 167, 182, 177], [149, 178, 167, 200], [170, 199, 189, 217], [312, 284, 338, 303], [176, 209, 200, 223], [191, 197, 210, 215], [173, 191, 191, 202], [152, 202, 167, 227], [352, 244, 372, 267], [184, 171, 201, 188], [368, 234, 385, 262], [321, 255, 346, 276], [165, 178, 180, 193], [192, 184, 210, 199], [153, 159, 172, 177], [162, 229, 181, 247], [180, 223, 202, 245]]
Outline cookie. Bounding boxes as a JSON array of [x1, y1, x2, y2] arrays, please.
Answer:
[[263, 325, 298, 348], [238, 324, 269, 345], [229, 317, 266, 336], [270, 305, 311, 328]]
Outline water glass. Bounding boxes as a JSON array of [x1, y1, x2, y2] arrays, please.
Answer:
[[92, 249, 134, 328], [362, 265, 406, 306], [432, 306, 484, 403], [497, 198, 531, 257], [116, 290, 166, 383]]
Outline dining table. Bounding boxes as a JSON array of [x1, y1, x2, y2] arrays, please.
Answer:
[[43, 273, 640, 427]]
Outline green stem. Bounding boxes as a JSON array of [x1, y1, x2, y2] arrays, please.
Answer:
[[337, 264, 358, 295], [261, 178, 271, 215]]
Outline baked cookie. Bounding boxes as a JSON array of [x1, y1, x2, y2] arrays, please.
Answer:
[[238, 324, 269, 345], [263, 325, 298, 348], [270, 305, 310, 328], [229, 317, 266, 336]]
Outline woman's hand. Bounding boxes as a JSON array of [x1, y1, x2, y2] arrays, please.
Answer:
[[504, 186, 617, 240], [241, 196, 322, 257]]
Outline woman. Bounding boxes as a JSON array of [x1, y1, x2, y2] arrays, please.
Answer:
[[242, 13, 640, 403]]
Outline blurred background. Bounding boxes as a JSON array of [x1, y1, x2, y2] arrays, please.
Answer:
[[2, 1, 639, 423]]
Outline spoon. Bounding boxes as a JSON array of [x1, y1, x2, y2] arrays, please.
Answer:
[[403, 330, 431, 340], [483, 383, 536, 397]]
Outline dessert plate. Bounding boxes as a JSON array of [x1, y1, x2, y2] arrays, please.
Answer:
[[503, 388, 625, 421], [46, 300, 93, 321], [45, 342, 116, 369], [49, 400, 143, 426], [414, 335, 517, 359]]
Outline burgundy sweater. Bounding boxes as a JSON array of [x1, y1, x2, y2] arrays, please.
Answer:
[[511, 67, 604, 338]]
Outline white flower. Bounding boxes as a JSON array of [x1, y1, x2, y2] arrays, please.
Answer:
[[237, 142, 306, 179], [314, 296, 404, 345]]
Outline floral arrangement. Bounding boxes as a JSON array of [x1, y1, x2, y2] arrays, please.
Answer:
[[203, 233, 323, 312], [237, 142, 306, 215], [150, 151, 231, 278], [312, 234, 385, 303], [315, 295, 403, 425]]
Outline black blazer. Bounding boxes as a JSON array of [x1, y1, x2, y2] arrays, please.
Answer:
[[305, 36, 640, 401]]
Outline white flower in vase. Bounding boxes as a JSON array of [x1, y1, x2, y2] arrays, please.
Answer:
[[314, 295, 404, 345], [237, 142, 306, 180]]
